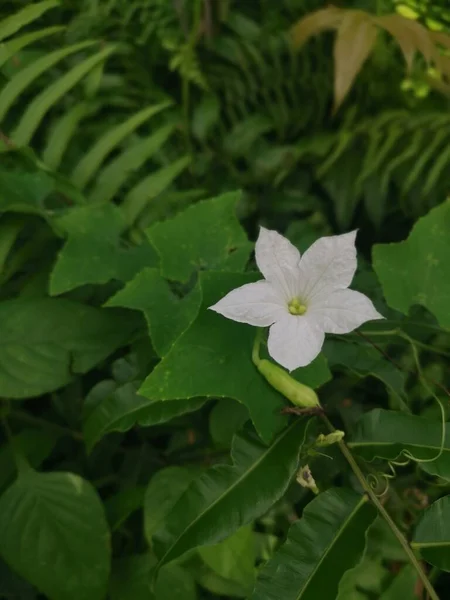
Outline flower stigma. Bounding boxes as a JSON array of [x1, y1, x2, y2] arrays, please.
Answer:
[[288, 298, 307, 316]]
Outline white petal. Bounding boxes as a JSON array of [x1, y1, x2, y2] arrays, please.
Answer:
[[208, 280, 287, 327], [255, 227, 301, 300], [309, 288, 384, 334], [267, 314, 325, 371], [296, 231, 358, 301]]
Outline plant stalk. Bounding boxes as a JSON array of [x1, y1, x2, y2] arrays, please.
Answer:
[[322, 415, 439, 600]]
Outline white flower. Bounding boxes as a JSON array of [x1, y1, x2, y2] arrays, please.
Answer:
[[209, 227, 383, 371]]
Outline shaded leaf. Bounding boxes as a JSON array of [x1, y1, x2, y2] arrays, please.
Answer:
[[146, 191, 252, 283], [0, 41, 96, 124], [192, 94, 220, 141], [140, 271, 331, 442], [0, 1, 59, 41], [83, 380, 206, 452], [0, 26, 64, 69], [153, 419, 310, 569], [349, 409, 449, 466], [198, 526, 255, 595], [43, 102, 93, 170], [144, 466, 201, 546], [373, 200, 450, 329], [324, 340, 406, 400], [0, 298, 137, 398], [0, 163, 54, 216], [412, 495, 450, 571], [0, 469, 110, 600], [90, 123, 176, 204], [104, 486, 145, 531], [0, 429, 58, 492], [71, 102, 171, 189], [379, 565, 418, 600], [209, 399, 249, 448], [251, 488, 377, 600], [12, 45, 116, 146], [122, 156, 191, 225], [155, 564, 198, 600], [110, 554, 152, 600]]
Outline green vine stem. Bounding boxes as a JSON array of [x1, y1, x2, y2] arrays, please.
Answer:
[[322, 414, 440, 600]]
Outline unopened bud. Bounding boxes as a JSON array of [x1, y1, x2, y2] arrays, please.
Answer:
[[316, 431, 345, 447], [296, 465, 319, 494], [256, 359, 320, 408]]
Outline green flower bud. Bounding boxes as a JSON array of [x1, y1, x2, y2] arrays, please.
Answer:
[[316, 431, 345, 447], [256, 359, 320, 408]]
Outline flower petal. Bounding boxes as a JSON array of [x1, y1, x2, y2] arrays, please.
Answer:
[[208, 280, 287, 327], [296, 231, 358, 301], [309, 288, 384, 334], [267, 314, 324, 371], [255, 227, 301, 300]]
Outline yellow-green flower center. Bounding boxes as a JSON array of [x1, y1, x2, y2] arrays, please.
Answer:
[[288, 298, 307, 316]]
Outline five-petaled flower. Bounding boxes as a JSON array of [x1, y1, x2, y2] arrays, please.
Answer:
[[209, 228, 383, 371]]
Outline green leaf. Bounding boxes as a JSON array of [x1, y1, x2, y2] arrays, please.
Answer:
[[42, 102, 93, 170], [122, 156, 191, 225], [0, 1, 59, 43], [348, 409, 449, 465], [412, 495, 450, 571], [139, 271, 330, 442], [12, 45, 116, 146], [0, 298, 137, 398], [144, 467, 201, 546], [106, 268, 201, 357], [71, 102, 171, 189], [50, 204, 158, 295], [146, 191, 252, 283], [104, 486, 145, 531], [198, 526, 255, 595], [0, 556, 35, 600], [191, 94, 220, 141], [0, 26, 64, 69], [0, 163, 54, 215], [223, 115, 274, 157], [110, 555, 198, 600], [155, 564, 198, 600], [110, 554, 152, 600], [0, 41, 96, 124], [251, 488, 377, 600], [0, 429, 58, 492], [209, 399, 249, 448], [83, 380, 205, 452], [153, 419, 310, 569], [90, 123, 176, 204], [0, 215, 23, 273], [0, 469, 110, 600], [324, 340, 406, 399], [373, 200, 450, 329], [379, 565, 417, 600]]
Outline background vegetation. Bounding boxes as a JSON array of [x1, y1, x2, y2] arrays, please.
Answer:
[[0, 1, 449, 599]]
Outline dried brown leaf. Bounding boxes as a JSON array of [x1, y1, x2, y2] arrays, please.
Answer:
[[291, 6, 342, 49], [376, 14, 417, 70], [380, 15, 439, 67], [333, 11, 378, 112], [430, 30, 450, 52]]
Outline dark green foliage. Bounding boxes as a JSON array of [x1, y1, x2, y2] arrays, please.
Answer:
[[0, 1, 449, 599]]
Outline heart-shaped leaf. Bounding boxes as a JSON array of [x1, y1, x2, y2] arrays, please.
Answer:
[[0, 469, 110, 600]]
